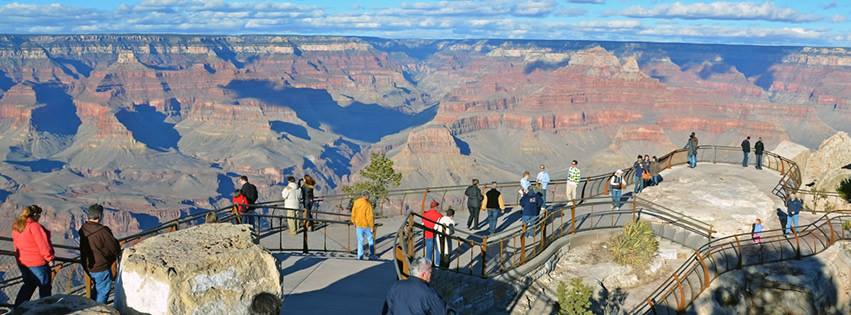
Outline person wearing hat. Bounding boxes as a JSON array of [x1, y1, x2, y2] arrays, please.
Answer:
[[79, 204, 121, 304], [422, 200, 444, 266], [610, 170, 626, 210]]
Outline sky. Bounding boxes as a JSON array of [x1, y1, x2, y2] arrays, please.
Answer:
[[0, 0, 849, 47]]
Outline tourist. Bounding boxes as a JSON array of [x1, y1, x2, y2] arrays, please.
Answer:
[[536, 164, 550, 210], [351, 191, 376, 260], [381, 257, 448, 315], [423, 201, 443, 265], [281, 176, 302, 235], [752, 218, 764, 245], [651, 156, 662, 185], [741, 136, 751, 167], [642, 155, 653, 187], [249, 292, 281, 315], [238, 175, 259, 204], [11, 205, 54, 306], [566, 160, 581, 207], [633, 155, 644, 193], [464, 179, 483, 230], [755, 137, 765, 170], [233, 190, 250, 225], [520, 171, 531, 192], [610, 170, 625, 210], [519, 189, 542, 238], [685, 132, 698, 168], [204, 211, 218, 223], [482, 182, 505, 235], [302, 175, 316, 231], [785, 194, 803, 235], [435, 208, 457, 268], [79, 204, 121, 304]]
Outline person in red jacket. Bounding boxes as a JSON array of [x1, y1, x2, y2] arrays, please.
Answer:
[[232, 190, 250, 224], [422, 200, 443, 266], [11, 205, 55, 306]]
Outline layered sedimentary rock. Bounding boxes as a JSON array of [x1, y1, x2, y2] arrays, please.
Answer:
[[11, 294, 119, 315]]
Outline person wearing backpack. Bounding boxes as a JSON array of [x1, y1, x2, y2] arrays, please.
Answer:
[[435, 208, 457, 268], [610, 170, 625, 210], [464, 179, 484, 230]]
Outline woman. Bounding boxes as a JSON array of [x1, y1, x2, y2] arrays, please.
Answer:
[[642, 155, 653, 187], [610, 170, 625, 210], [302, 175, 316, 231], [11, 205, 55, 306]]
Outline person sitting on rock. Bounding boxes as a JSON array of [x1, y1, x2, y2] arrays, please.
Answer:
[[382, 257, 448, 315], [79, 204, 121, 304], [351, 191, 376, 260]]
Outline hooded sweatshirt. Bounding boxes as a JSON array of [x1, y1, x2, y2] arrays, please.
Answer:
[[79, 221, 121, 272], [12, 219, 54, 267]]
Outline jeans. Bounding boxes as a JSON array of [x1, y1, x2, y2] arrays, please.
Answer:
[[742, 152, 749, 166], [356, 227, 375, 259], [487, 209, 500, 234], [688, 153, 697, 168], [522, 215, 536, 238], [466, 205, 480, 229], [633, 175, 643, 193], [611, 189, 623, 209], [89, 270, 112, 304], [785, 214, 799, 234], [755, 153, 763, 169], [14, 264, 51, 306], [424, 238, 440, 265], [240, 211, 255, 228]]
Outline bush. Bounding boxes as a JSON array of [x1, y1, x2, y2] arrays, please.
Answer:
[[838, 177, 851, 203], [556, 278, 593, 315], [843, 220, 851, 232], [608, 220, 659, 271]]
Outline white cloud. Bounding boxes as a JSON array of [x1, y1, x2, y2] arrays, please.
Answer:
[[566, 0, 604, 4], [638, 25, 824, 40], [622, 2, 822, 23], [832, 15, 847, 23]]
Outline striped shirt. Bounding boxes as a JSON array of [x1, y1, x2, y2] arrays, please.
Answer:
[[568, 167, 581, 183]]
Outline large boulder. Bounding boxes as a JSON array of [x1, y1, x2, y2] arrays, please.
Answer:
[[114, 223, 281, 315], [10, 294, 119, 315]]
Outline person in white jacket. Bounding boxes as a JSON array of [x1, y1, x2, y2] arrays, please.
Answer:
[[281, 176, 302, 235], [434, 208, 457, 268]]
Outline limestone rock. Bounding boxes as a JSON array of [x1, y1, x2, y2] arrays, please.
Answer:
[[803, 131, 851, 191], [114, 223, 281, 315], [10, 294, 119, 315]]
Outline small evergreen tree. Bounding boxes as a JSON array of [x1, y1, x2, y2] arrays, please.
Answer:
[[342, 152, 402, 207], [838, 177, 851, 203], [557, 278, 593, 315]]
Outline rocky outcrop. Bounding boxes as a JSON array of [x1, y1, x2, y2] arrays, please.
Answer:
[[114, 223, 281, 315], [10, 294, 119, 315]]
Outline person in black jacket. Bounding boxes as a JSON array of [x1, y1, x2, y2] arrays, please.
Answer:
[[741, 136, 751, 167], [239, 176, 259, 204], [79, 204, 121, 304], [463, 179, 483, 230], [382, 257, 448, 315], [754, 137, 765, 170]]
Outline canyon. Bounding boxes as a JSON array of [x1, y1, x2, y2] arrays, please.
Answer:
[[0, 35, 849, 244]]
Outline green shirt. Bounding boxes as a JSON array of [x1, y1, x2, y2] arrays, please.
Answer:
[[568, 167, 581, 183]]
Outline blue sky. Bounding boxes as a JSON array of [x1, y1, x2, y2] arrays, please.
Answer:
[[1, 1, 849, 46]]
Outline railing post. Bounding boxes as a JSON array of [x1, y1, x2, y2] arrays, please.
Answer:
[[793, 230, 801, 259], [481, 236, 488, 277], [570, 204, 576, 234], [407, 214, 414, 257], [499, 239, 505, 273], [827, 217, 836, 245], [695, 251, 710, 288], [520, 224, 527, 265], [674, 273, 686, 312], [734, 235, 743, 269], [712, 146, 717, 164], [540, 212, 548, 250]]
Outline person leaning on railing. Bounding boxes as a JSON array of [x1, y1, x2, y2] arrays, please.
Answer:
[[79, 204, 121, 304], [281, 176, 302, 235], [11, 205, 55, 307], [565, 160, 581, 207]]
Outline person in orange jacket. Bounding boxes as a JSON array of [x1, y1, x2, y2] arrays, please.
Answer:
[[11, 205, 55, 306], [422, 200, 443, 266], [351, 191, 376, 260]]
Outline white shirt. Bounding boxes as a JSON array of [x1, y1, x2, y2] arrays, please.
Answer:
[[536, 171, 550, 189], [281, 182, 302, 209], [520, 177, 531, 191]]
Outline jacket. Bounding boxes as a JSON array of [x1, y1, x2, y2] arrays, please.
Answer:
[[787, 199, 803, 216], [281, 182, 302, 210], [12, 219, 54, 267], [536, 171, 550, 189], [422, 209, 442, 239], [482, 189, 505, 210], [685, 137, 698, 154], [464, 185, 483, 208], [755, 141, 765, 155], [241, 182, 258, 204], [381, 277, 447, 315], [610, 175, 624, 190], [741, 140, 751, 153], [233, 194, 249, 214], [633, 161, 644, 177], [79, 221, 121, 272], [435, 216, 456, 252], [520, 192, 541, 217], [350, 197, 374, 229], [302, 184, 315, 207]]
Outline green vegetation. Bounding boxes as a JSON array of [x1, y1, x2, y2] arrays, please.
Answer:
[[838, 177, 851, 203], [608, 220, 659, 271], [342, 152, 402, 207], [556, 278, 593, 315], [843, 220, 851, 232]]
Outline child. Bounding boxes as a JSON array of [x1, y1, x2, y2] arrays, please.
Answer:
[[752, 218, 764, 245], [233, 190, 249, 224]]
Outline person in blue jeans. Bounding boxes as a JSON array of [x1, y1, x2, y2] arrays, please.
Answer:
[[754, 137, 765, 170], [741, 136, 751, 167], [520, 189, 542, 238], [482, 182, 505, 235], [79, 204, 121, 304], [685, 132, 699, 168], [632, 155, 644, 193], [11, 205, 54, 306], [785, 194, 803, 235], [610, 170, 625, 210]]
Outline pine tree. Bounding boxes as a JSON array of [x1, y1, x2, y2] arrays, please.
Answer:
[[557, 278, 593, 315], [342, 152, 402, 207]]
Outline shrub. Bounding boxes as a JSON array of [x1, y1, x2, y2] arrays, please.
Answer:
[[608, 220, 659, 271], [843, 220, 851, 232], [838, 177, 851, 203], [556, 278, 593, 315]]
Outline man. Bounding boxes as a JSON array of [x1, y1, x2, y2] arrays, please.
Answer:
[[685, 132, 698, 168], [435, 209, 456, 268], [610, 170, 625, 210], [565, 160, 581, 207], [754, 137, 765, 170], [632, 155, 644, 193], [79, 204, 121, 304], [423, 201, 443, 265], [351, 191, 376, 260], [281, 176, 302, 235], [382, 257, 448, 315], [741, 136, 751, 167], [785, 194, 803, 235], [463, 179, 483, 230], [536, 164, 550, 210], [482, 182, 505, 235], [519, 189, 541, 238], [239, 176, 258, 204]]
